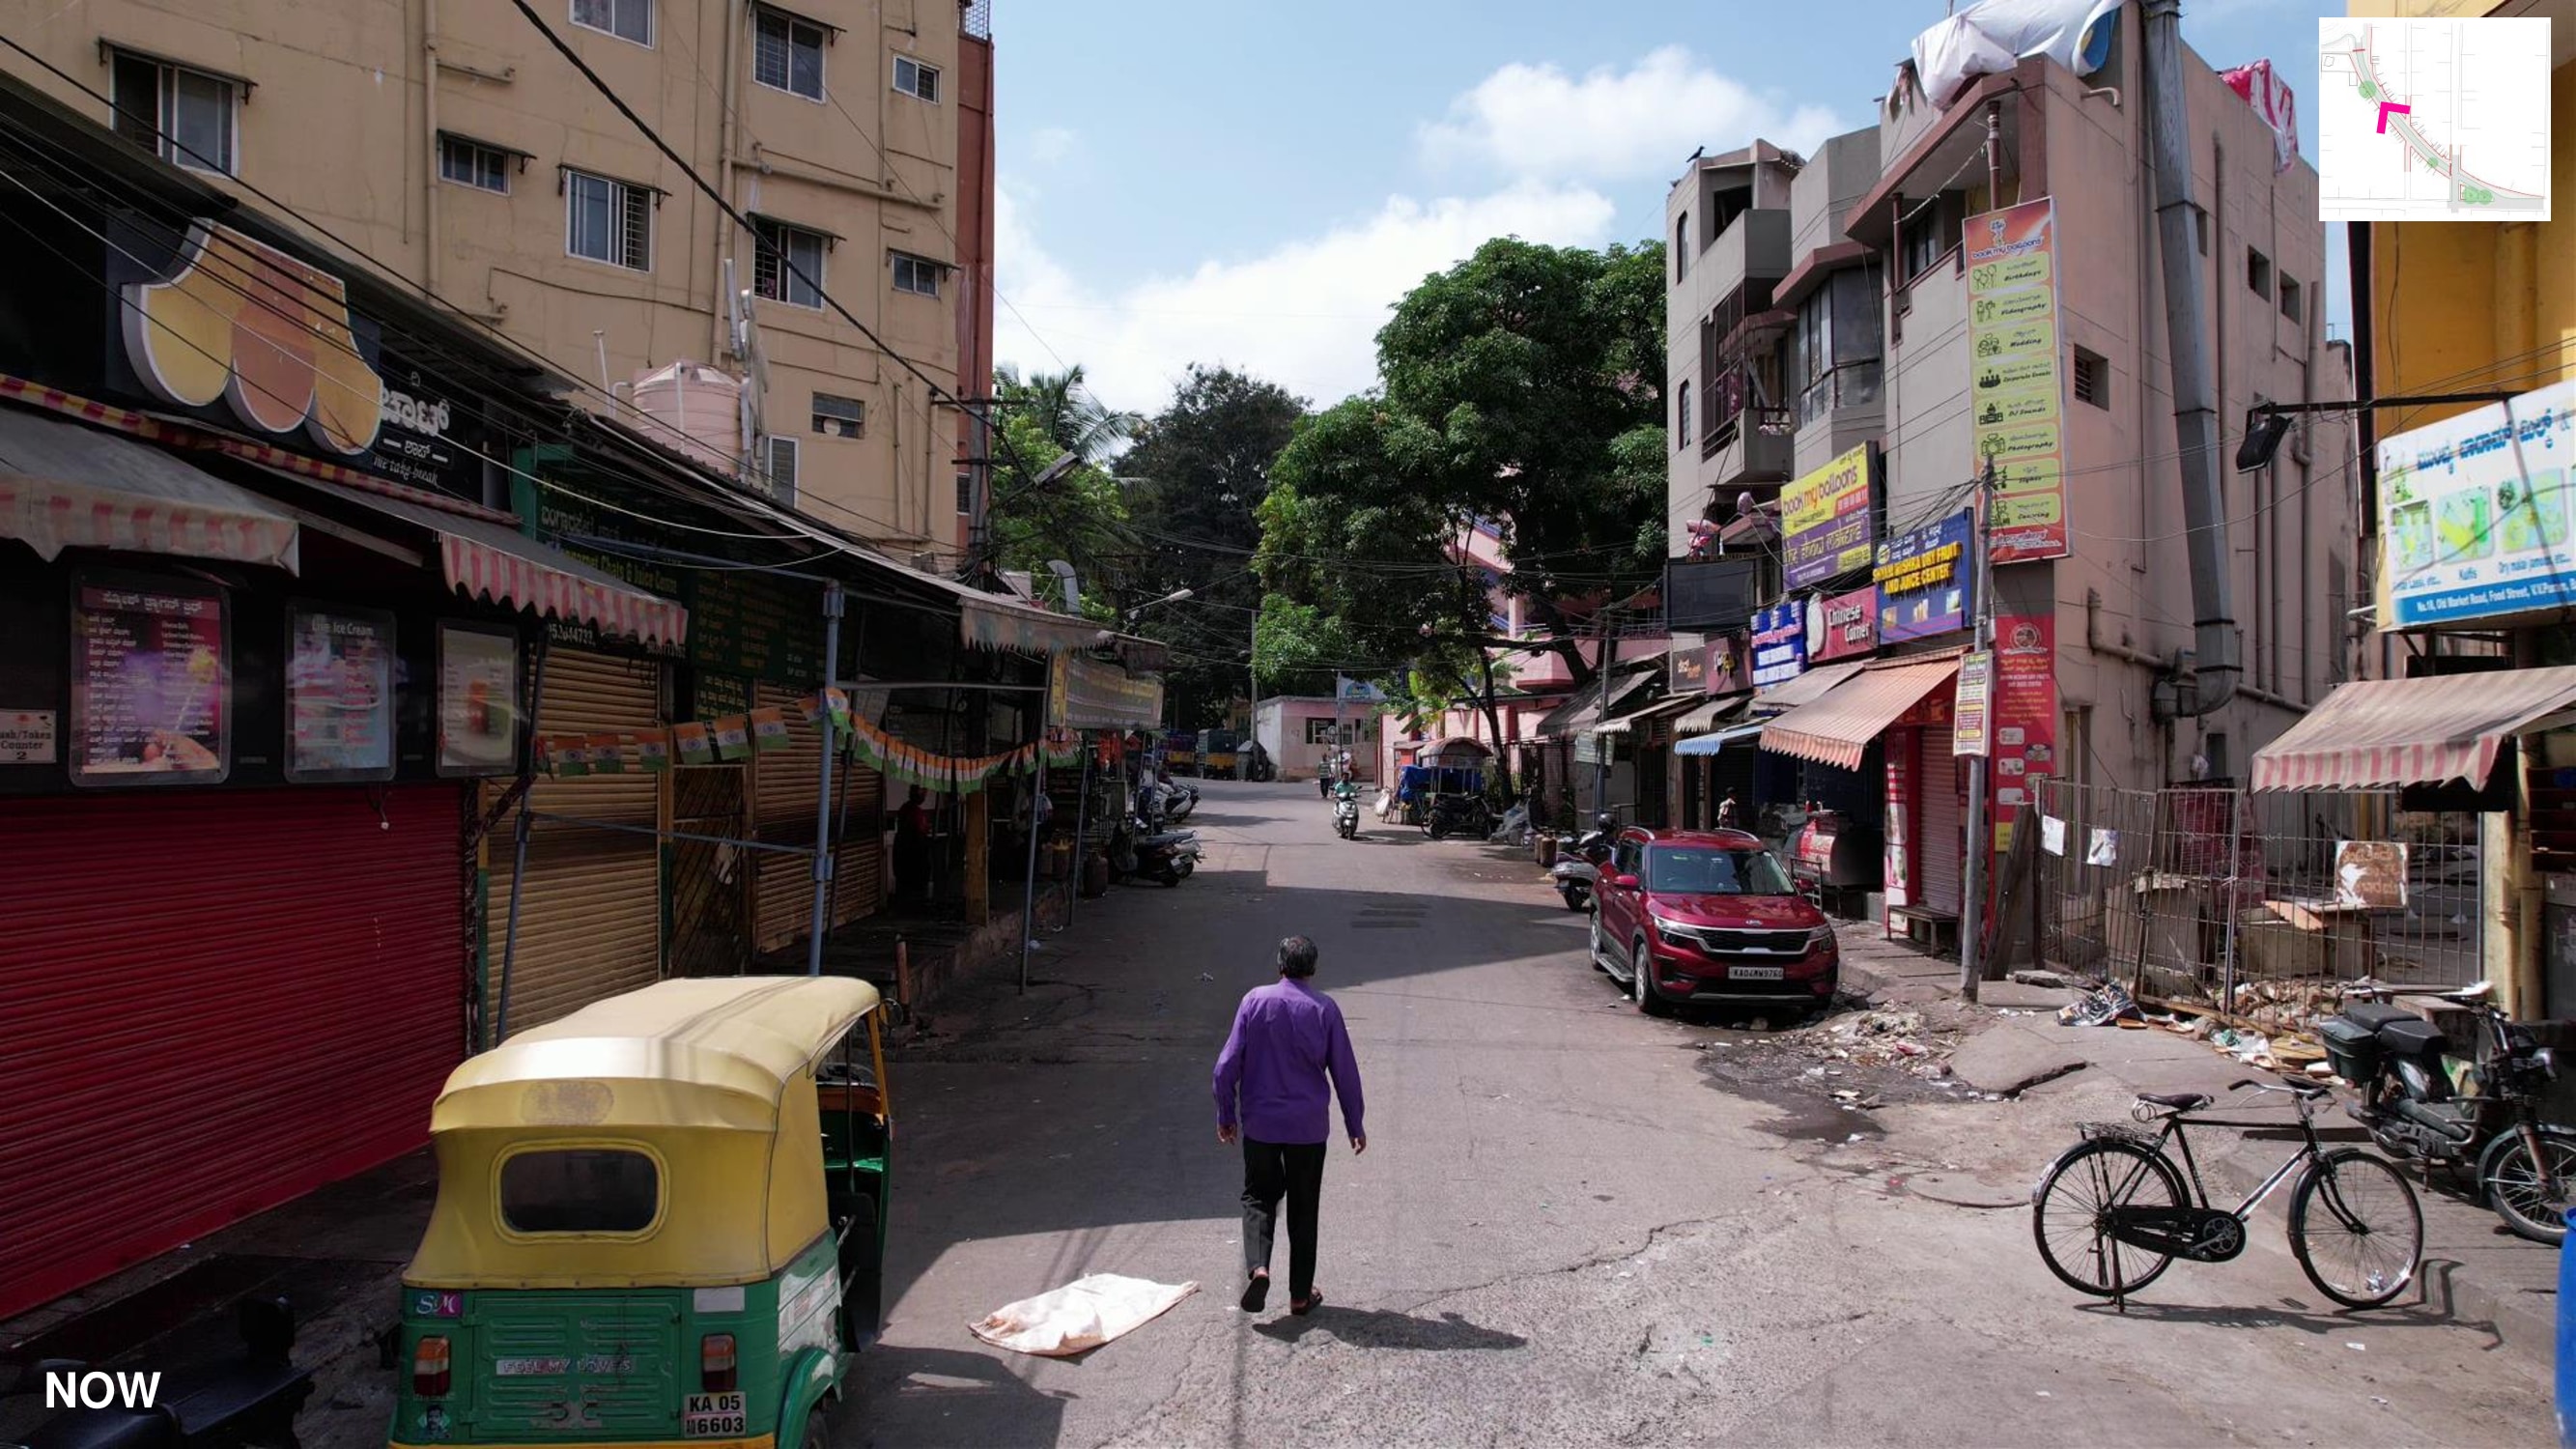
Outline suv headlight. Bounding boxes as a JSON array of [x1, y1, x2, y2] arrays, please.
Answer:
[[1806, 925, 1836, 952]]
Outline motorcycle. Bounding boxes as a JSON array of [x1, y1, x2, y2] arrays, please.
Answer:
[[2321, 980, 2573, 1243], [1111, 812, 1203, 886], [1333, 787, 1361, 840], [1548, 815, 1619, 911], [11, 1295, 311, 1449], [1421, 793, 1492, 842], [1140, 777, 1198, 825]]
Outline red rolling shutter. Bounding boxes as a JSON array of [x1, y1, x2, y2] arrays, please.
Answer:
[[0, 783, 467, 1318]]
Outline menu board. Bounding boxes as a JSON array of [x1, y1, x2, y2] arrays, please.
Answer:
[[286, 605, 397, 781], [687, 572, 822, 687], [71, 578, 229, 785], [439, 623, 521, 776]]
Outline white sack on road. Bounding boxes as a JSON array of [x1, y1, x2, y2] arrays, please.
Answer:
[[969, 1273, 1198, 1357]]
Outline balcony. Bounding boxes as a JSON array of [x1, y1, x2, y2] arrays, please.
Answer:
[[1700, 402, 1795, 482]]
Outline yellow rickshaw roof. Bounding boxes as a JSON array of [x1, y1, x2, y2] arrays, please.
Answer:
[[433, 977, 881, 1132]]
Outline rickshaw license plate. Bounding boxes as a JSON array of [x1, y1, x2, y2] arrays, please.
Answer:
[[683, 1392, 748, 1437], [1729, 966, 1784, 980]]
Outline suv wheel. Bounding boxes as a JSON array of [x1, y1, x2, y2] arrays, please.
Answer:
[[1630, 938, 1670, 1017], [1588, 908, 1609, 972]]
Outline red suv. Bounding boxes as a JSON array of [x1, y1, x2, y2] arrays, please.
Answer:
[[1590, 827, 1838, 1016]]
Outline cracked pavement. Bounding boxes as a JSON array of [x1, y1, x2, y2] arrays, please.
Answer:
[[849, 782, 2550, 1447]]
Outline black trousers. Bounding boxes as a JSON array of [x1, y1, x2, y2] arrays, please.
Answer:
[[1240, 1138, 1327, 1298]]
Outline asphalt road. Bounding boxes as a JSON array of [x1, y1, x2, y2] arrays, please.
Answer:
[[850, 781, 2550, 1448]]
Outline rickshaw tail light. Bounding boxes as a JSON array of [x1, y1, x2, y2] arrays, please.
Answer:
[[701, 1333, 737, 1393], [413, 1336, 451, 1398]]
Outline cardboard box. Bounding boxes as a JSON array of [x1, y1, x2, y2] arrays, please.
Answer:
[[2236, 899, 2378, 980]]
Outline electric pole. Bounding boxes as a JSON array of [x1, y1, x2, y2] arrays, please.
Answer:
[[1960, 455, 1997, 1003]]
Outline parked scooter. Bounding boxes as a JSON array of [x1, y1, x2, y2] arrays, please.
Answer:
[[1422, 793, 1492, 841], [1333, 782, 1361, 840], [1111, 812, 1203, 886], [11, 1296, 311, 1449], [1140, 776, 1198, 825], [1548, 813, 1619, 911], [2321, 980, 2573, 1243]]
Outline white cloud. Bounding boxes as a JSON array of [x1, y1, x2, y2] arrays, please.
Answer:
[[1024, 126, 1079, 167], [1419, 45, 1847, 182], [994, 181, 1619, 418]]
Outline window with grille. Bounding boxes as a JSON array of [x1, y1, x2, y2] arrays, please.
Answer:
[[891, 251, 942, 298], [1675, 380, 1691, 452], [812, 391, 864, 438], [570, 0, 652, 45], [566, 170, 651, 270], [751, 217, 825, 307], [439, 135, 511, 194], [955, 471, 974, 515], [764, 435, 800, 505], [753, 8, 826, 99], [2072, 347, 2109, 410], [110, 52, 237, 175], [892, 55, 939, 101]]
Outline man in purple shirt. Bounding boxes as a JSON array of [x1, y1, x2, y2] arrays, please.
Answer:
[[1212, 935, 1366, 1316]]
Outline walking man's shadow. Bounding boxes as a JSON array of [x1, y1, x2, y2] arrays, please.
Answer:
[[1254, 1307, 1525, 1350]]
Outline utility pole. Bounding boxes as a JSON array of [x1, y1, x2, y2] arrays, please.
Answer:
[[806, 582, 844, 976], [1960, 458, 1996, 1003], [1593, 612, 1614, 820]]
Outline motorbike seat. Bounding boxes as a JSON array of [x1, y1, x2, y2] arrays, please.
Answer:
[[2340, 1002, 2416, 1032], [2136, 1092, 2211, 1112]]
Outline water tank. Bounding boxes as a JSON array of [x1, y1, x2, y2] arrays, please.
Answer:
[[630, 360, 743, 475]]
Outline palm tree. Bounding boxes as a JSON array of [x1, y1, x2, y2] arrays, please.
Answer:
[[995, 363, 1135, 465]]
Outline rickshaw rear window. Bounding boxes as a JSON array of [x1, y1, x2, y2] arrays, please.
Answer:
[[498, 1149, 660, 1234]]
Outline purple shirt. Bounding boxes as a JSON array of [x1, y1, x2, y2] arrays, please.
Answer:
[[1212, 979, 1365, 1145]]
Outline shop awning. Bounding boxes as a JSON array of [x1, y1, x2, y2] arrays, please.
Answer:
[[1598, 695, 1698, 737], [1675, 693, 1753, 736], [2249, 667, 2576, 792], [862, 551, 1119, 656], [1676, 718, 1769, 756], [1753, 660, 1867, 711], [0, 405, 299, 572], [1536, 668, 1661, 739], [1761, 656, 1961, 770], [257, 467, 688, 648]]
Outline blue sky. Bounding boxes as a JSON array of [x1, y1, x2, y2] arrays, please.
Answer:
[[990, 0, 2344, 416]]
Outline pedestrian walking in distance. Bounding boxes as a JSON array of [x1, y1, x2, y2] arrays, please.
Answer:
[[1212, 935, 1366, 1315]]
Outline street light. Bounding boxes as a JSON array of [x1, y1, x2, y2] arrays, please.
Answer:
[[1123, 587, 1193, 625]]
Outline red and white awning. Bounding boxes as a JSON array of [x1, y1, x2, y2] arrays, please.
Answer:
[[440, 533, 687, 649], [2250, 668, 2576, 792], [1760, 656, 1961, 770], [0, 404, 298, 572]]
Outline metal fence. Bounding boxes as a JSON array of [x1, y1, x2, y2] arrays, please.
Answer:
[[2029, 779, 2483, 1008]]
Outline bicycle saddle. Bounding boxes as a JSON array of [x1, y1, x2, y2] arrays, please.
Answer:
[[2136, 1092, 2211, 1111]]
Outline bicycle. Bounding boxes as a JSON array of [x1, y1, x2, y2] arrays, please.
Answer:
[[2030, 1079, 2424, 1311]]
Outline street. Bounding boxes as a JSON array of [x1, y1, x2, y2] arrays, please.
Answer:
[[854, 781, 2552, 1448]]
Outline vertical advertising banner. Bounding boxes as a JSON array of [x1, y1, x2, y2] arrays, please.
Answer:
[[1966, 198, 2069, 564], [1989, 612, 2059, 849], [1952, 650, 1994, 757]]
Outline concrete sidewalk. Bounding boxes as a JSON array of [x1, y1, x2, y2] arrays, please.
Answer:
[[1836, 923, 2563, 1376]]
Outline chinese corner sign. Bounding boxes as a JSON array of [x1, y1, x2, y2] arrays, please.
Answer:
[[1988, 612, 2059, 850], [1967, 198, 2069, 565]]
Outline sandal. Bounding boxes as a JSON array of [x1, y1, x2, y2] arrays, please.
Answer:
[[1290, 1290, 1323, 1316], [1239, 1272, 1270, 1313]]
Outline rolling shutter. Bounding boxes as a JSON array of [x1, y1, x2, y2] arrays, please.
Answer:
[[486, 648, 663, 1035], [1919, 728, 1964, 916], [750, 682, 884, 954], [0, 784, 466, 1319]]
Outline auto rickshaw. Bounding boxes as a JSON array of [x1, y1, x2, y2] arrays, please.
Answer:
[[389, 978, 893, 1449]]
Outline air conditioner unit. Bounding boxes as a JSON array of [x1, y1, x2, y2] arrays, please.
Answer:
[[764, 435, 799, 506]]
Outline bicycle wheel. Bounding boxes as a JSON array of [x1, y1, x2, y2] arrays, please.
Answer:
[[2288, 1149, 2422, 1309], [2031, 1137, 2188, 1298]]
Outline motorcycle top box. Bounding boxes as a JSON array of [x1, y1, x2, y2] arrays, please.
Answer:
[[2320, 1015, 2381, 1083]]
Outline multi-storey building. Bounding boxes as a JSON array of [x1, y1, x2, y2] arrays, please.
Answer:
[[0, 0, 996, 563], [1661, 4, 2356, 934]]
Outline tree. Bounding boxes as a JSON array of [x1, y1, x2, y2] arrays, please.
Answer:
[[984, 379, 1132, 617], [1114, 365, 1308, 726], [995, 363, 1135, 465]]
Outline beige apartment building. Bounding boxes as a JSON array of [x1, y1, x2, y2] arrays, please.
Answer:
[[0, 0, 995, 564]]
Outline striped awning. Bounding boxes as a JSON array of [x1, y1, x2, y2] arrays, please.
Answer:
[[1676, 718, 1769, 756], [1753, 660, 1867, 711], [2250, 668, 2576, 792], [1674, 693, 1752, 736], [1760, 656, 1961, 770], [0, 405, 298, 572]]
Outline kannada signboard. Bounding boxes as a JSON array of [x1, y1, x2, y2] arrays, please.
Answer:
[[2376, 379, 2576, 628], [1670, 644, 1709, 695], [1050, 653, 1166, 731], [1875, 510, 1973, 643], [1966, 198, 2070, 564], [1780, 444, 1879, 587], [1989, 612, 2059, 849], [1952, 650, 1993, 758], [1750, 602, 1807, 687], [1811, 587, 1878, 662], [71, 576, 228, 785]]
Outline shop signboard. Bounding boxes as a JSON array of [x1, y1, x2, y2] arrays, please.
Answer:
[[285, 604, 396, 782], [1707, 634, 1748, 695], [70, 575, 229, 785], [1989, 612, 2059, 849], [1966, 197, 2070, 563], [1952, 650, 1994, 758], [1780, 444, 1879, 587], [1875, 510, 1973, 643], [438, 623, 521, 776], [1811, 588, 1878, 662], [1669, 645, 1709, 695], [373, 352, 490, 502], [0, 709, 57, 764], [1051, 653, 1166, 731], [1750, 603, 1807, 688], [2376, 379, 2576, 628]]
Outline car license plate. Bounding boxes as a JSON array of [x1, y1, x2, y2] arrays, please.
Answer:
[[683, 1392, 748, 1438], [1729, 966, 1785, 981]]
